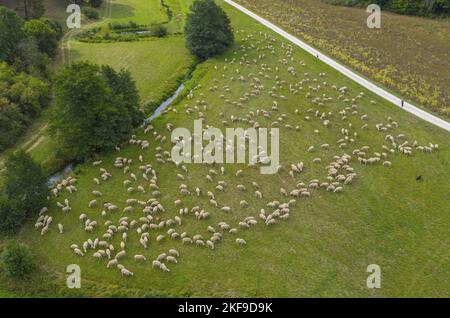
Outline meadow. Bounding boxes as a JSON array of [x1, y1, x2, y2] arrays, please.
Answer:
[[107, 0, 168, 26], [235, 0, 450, 118], [70, 37, 194, 105], [5, 0, 448, 298]]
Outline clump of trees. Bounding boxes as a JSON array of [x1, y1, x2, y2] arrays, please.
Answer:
[[0, 6, 63, 151], [17, 0, 45, 20], [82, 7, 100, 20], [325, 0, 449, 17], [50, 61, 143, 161], [1, 4, 61, 64], [0, 62, 51, 151], [0, 151, 48, 234], [185, 0, 234, 60], [0, 240, 37, 279]]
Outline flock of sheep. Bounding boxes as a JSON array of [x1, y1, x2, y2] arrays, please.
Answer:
[[34, 29, 439, 279]]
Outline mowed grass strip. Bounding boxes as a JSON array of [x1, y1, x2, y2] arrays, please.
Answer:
[[15, 0, 450, 298], [107, 0, 168, 25], [164, 0, 194, 33]]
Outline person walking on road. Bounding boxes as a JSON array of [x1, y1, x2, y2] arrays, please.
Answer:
[[401, 100, 404, 108]]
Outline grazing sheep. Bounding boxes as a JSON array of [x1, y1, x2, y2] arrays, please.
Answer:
[[239, 222, 250, 229], [92, 190, 102, 197], [240, 200, 249, 208], [74, 248, 84, 257], [167, 255, 178, 263], [152, 260, 161, 268], [221, 206, 232, 213], [196, 239, 205, 247], [182, 237, 193, 244], [334, 187, 343, 193], [169, 249, 179, 257], [160, 263, 170, 273], [121, 268, 134, 277], [236, 238, 247, 246], [134, 255, 146, 261], [156, 253, 167, 261], [115, 250, 126, 260], [107, 259, 118, 268]]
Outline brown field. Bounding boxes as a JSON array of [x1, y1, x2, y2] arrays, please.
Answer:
[[235, 0, 450, 117]]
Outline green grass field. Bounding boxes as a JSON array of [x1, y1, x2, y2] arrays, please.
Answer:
[[70, 37, 194, 106], [6, 1, 448, 298], [106, 0, 168, 25]]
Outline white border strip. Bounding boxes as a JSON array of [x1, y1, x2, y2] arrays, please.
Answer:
[[224, 0, 450, 132]]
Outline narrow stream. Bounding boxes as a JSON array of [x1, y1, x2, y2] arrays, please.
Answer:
[[47, 163, 74, 187], [47, 83, 185, 186], [144, 83, 184, 123]]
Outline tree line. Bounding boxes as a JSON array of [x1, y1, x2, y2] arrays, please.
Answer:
[[324, 0, 450, 17], [0, 6, 62, 151]]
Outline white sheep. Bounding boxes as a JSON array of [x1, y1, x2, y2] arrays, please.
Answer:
[[236, 238, 247, 246], [240, 200, 249, 208], [169, 249, 179, 257], [166, 255, 178, 263], [121, 268, 134, 277], [115, 250, 126, 260], [134, 255, 146, 261]]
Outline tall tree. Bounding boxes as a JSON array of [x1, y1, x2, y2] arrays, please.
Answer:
[[3, 150, 49, 217], [50, 61, 143, 161], [20, 0, 45, 20], [185, 0, 234, 60], [0, 62, 50, 151], [0, 7, 26, 63], [23, 19, 59, 58], [1, 150, 48, 234]]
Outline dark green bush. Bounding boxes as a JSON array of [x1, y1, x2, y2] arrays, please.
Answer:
[[89, 0, 103, 8], [82, 7, 99, 20], [150, 24, 167, 37], [0, 240, 37, 279], [185, 0, 234, 60]]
